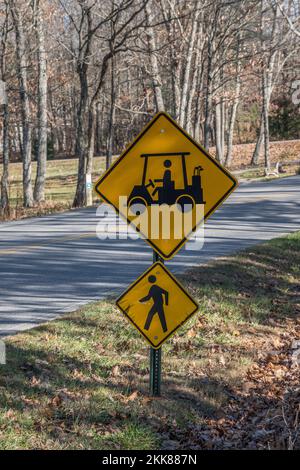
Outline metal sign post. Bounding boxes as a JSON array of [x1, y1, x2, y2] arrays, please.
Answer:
[[150, 250, 163, 396], [150, 346, 161, 396]]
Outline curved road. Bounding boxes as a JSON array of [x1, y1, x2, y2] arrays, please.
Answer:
[[1, 175, 300, 336]]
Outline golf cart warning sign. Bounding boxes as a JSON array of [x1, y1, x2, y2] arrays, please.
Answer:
[[95, 112, 237, 259], [116, 262, 198, 349]]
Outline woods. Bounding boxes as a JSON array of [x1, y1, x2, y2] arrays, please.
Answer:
[[0, 0, 300, 212]]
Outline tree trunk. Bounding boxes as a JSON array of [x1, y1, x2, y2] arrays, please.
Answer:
[[251, 117, 264, 165], [106, 56, 116, 170], [262, 68, 270, 170], [84, 103, 96, 206], [34, 0, 48, 203], [95, 101, 102, 155], [252, 3, 279, 167], [204, 47, 213, 149], [186, 24, 203, 135], [252, 50, 277, 167], [225, 71, 241, 167], [86, 103, 96, 176], [170, 49, 181, 120], [193, 63, 204, 141], [221, 97, 225, 159], [179, 10, 200, 128], [145, 1, 165, 112], [0, 6, 10, 217], [1, 88, 10, 217], [73, 68, 88, 208], [215, 99, 223, 162], [160, 0, 179, 118], [10, 0, 33, 207], [225, 98, 239, 167]]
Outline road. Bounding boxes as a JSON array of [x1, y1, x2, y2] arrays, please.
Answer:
[[1, 175, 300, 336]]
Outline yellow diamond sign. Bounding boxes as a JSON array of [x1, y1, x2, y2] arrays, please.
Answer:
[[95, 112, 238, 259], [116, 262, 198, 349]]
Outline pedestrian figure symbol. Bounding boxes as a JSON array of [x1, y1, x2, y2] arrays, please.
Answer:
[[140, 275, 169, 332]]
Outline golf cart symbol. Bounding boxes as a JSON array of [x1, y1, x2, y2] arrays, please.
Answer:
[[128, 152, 206, 213]]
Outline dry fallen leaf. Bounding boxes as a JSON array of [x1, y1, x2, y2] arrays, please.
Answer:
[[111, 365, 120, 377], [126, 391, 138, 402], [219, 355, 226, 366], [4, 409, 16, 420], [232, 329, 240, 336], [187, 329, 197, 338], [51, 395, 62, 407]]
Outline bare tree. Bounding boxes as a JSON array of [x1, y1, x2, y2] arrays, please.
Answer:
[[275, 0, 300, 38], [63, 0, 149, 207], [251, 0, 295, 166], [178, 4, 200, 129], [0, 0, 299, 220], [106, 54, 116, 169], [0, 1, 10, 217], [145, 0, 165, 112], [33, 0, 48, 203], [225, 37, 241, 166], [10, 0, 33, 207]]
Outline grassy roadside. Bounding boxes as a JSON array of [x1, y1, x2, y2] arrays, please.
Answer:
[[235, 166, 300, 181], [1, 149, 299, 222], [0, 157, 108, 220], [0, 232, 299, 450]]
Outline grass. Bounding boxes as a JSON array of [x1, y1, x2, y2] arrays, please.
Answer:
[[0, 232, 299, 449], [0, 157, 110, 220], [235, 167, 300, 181], [2, 157, 109, 203]]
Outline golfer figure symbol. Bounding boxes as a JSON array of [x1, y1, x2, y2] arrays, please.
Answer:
[[140, 275, 169, 333]]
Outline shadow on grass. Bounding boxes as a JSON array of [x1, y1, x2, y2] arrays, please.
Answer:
[[0, 337, 225, 449], [0, 233, 299, 449], [184, 233, 300, 325]]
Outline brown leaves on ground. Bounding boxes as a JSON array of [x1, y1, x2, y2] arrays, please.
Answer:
[[1, 201, 71, 222], [173, 321, 300, 450], [209, 139, 300, 170]]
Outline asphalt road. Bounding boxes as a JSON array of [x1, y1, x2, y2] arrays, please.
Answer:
[[1, 175, 300, 337]]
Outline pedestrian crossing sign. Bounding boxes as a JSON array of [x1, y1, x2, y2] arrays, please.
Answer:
[[116, 262, 199, 349]]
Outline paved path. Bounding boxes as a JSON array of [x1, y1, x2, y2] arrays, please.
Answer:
[[1, 176, 299, 336]]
